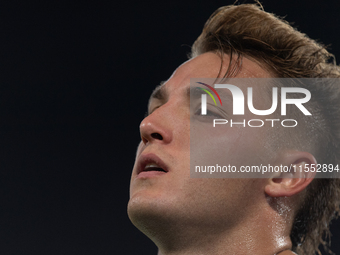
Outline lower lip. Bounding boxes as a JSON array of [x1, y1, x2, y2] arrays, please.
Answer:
[[137, 171, 167, 179]]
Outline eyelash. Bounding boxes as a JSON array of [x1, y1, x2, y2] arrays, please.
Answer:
[[145, 106, 161, 117], [195, 109, 223, 118]]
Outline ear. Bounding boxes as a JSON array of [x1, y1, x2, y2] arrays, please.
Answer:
[[265, 151, 317, 197]]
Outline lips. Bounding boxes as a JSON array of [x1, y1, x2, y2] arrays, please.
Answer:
[[137, 154, 169, 177], [144, 163, 167, 172]]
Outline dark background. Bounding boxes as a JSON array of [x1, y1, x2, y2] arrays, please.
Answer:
[[0, 0, 339, 254]]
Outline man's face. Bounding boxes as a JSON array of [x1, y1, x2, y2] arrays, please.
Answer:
[[128, 52, 274, 231]]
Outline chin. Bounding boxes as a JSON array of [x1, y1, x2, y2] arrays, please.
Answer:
[[127, 190, 179, 232], [129, 191, 162, 221]]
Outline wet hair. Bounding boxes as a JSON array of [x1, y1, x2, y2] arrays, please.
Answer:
[[191, 3, 340, 255]]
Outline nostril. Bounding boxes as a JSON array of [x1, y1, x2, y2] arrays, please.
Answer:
[[151, 133, 163, 140]]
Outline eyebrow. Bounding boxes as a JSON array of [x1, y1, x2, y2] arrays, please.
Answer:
[[190, 86, 205, 98], [148, 82, 233, 107], [149, 82, 192, 101], [190, 85, 233, 103], [150, 81, 167, 101]]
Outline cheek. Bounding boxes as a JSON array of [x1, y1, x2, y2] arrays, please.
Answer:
[[191, 122, 270, 172], [171, 178, 262, 224]]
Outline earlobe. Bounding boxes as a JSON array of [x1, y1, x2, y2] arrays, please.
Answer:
[[265, 151, 317, 197]]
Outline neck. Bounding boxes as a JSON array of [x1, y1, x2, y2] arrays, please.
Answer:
[[152, 202, 293, 255]]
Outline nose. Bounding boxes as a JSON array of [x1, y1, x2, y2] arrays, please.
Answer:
[[139, 109, 173, 145]]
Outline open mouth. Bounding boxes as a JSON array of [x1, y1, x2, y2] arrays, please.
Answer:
[[143, 163, 167, 173], [137, 154, 169, 177]]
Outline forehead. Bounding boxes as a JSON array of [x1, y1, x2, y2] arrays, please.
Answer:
[[152, 52, 272, 98]]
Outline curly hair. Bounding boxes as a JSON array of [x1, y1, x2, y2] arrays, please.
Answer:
[[190, 3, 340, 255]]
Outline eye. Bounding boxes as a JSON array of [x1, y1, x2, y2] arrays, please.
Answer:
[[194, 108, 223, 118], [193, 103, 227, 119], [146, 106, 161, 116]]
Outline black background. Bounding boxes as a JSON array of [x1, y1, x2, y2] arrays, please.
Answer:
[[0, 0, 339, 254]]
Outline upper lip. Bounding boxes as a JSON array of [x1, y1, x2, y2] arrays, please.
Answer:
[[137, 153, 169, 175]]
